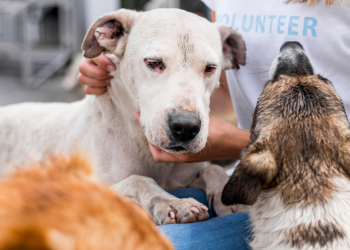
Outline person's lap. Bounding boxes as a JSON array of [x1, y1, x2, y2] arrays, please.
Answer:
[[158, 188, 252, 250]]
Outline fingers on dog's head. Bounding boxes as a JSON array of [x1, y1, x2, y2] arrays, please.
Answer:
[[92, 54, 115, 72]]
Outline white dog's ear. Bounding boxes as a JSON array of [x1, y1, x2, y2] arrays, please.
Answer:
[[82, 9, 139, 59], [215, 24, 246, 70]]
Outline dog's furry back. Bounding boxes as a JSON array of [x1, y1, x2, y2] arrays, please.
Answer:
[[0, 155, 173, 250]]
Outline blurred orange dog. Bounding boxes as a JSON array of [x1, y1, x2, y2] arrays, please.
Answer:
[[0, 155, 173, 250]]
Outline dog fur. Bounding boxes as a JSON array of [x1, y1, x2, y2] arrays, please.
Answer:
[[222, 42, 350, 249], [0, 8, 246, 225], [0, 154, 173, 250]]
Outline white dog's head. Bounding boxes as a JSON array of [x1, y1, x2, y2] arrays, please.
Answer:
[[82, 9, 246, 153]]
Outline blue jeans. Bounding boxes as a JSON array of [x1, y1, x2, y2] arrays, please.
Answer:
[[158, 188, 252, 250]]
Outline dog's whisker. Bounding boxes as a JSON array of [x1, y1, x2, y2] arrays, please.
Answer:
[[247, 65, 272, 69], [320, 60, 332, 76], [248, 70, 270, 75], [324, 69, 340, 80]]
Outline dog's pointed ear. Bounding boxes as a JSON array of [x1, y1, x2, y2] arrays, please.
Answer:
[[339, 136, 350, 177], [221, 145, 277, 206], [215, 24, 246, 70], [82, 9, 139, 59]]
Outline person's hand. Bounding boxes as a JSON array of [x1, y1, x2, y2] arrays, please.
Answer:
[[77, 53, 116, 95], [135, 112, 250, 163]]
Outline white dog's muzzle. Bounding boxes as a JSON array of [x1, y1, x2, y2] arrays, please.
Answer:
[[164, 110, 201, 152]]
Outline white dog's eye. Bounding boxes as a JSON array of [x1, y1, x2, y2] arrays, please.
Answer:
[[144, 58, 166, 71], [204, 65, 217, 75]]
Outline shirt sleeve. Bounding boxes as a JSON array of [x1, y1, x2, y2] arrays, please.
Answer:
[[200, 0, 216, 12]]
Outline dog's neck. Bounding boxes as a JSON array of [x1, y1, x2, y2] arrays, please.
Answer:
[[92, 74, 142, 138], [91, 54, 146, 142], [110, 77, 137, 120]]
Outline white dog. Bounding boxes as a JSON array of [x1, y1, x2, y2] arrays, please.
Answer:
[[0, 8, 246, 225]]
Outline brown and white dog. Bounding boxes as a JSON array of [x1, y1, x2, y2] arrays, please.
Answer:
[[0, 155, 173, 250], [222, 41, 350, 250]]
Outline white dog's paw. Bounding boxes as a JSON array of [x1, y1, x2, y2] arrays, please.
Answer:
[[151, 198, 209, 225], [208, 192, 247, 216]]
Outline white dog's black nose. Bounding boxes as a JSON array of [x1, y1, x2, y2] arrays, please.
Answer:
[[168, 113, 201, 142]]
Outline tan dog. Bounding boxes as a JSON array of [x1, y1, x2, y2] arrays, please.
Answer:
[[0, 155, 173, 250], [222, 41, 350, 250]]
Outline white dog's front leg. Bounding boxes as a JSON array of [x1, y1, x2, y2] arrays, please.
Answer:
[[190, 165, 247, 216], [111, 175, 209, 225]]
